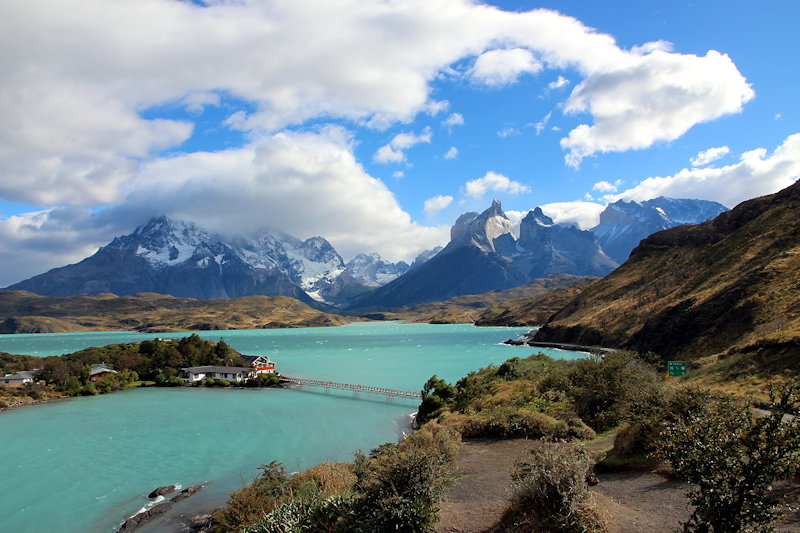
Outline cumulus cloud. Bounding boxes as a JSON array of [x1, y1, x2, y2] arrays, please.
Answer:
[[0, 0, 756, 202], [469, 48, 543, 87], [464, 171, 531, 198], [592, 179, 622, 193], [424, 195, 454, 215], [506, 201, 605, 233], [561, 50, 754, 167], [444, 146, 458, 159], [0, 129, 451, 286], [373, 127, 432, 164], [691, 146, 730, 167], [615, 133, 800, 208]]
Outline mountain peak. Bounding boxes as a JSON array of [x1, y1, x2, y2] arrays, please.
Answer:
[[525, 207, 555, 227]]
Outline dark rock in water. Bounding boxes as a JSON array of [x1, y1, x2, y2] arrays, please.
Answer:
[[172, 484, 203, 503], [118, 502, 173, 532], [118, 485, 204, 532], [148, 484, 179, 499]]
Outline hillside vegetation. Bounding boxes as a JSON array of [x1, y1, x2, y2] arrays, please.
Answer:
[[0, 291, 354, 333], [532, 180, 800, 392], [365, 274, 595, 324]]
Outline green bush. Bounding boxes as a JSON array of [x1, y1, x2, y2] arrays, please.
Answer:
[[348, 424, 460, 533], [213, 461, 291, 532], [568, 350, 662, 431], [504, 441, 605, 533], [655, 381, 800, 532], [416, 375, 456, 426]]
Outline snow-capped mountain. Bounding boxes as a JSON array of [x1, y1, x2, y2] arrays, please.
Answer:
[[345, 253, 410, 288], [349, 200, 615, 310], [515, 208, 618, 278], [7, 216, 370, 307], [591, 197, 729, 263]]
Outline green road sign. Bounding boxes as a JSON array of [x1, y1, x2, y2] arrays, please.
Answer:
[[668, 361, 687, 377]]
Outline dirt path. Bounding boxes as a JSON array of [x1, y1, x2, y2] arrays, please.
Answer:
[[437, 439, 532, 533], [437, 438, 800, 533]]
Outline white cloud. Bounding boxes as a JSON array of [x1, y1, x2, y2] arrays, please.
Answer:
[[535, 112, 552, 135], [614, 133, 800, 208], [464, 171, 531, 198], [0, 0, 757, 201], [373, 127, 432, 164], [691, 146, 730, 167], [498, 127, 520, 138], [392, 170, 405, 179], [506, 201, 604, 232], [592, 179, 622, 193], [425, 100, 450, 116], [442, 112, 464, 129], [548, 75, 570, 90], [0, 129, 451, 286], [561, 49, 754, 167], [424, 195, 454, 215], [444, 146, 458, 159], [469, 48, 543, 87]]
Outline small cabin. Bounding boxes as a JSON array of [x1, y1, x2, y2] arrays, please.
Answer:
[[180, 366, 255, 383], [89, 364, 118, 382], [0, 370, 35, 387]]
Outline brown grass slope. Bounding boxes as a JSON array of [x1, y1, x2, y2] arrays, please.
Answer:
[[534, 180, 800, 370], [364, 274, 595, 324], [0, 291, 353, 333]]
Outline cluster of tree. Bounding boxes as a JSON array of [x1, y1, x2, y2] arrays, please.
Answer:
[[417, 350, 659, 439], [12, 334, 257, 396]]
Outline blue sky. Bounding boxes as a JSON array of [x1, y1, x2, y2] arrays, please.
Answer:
[[0, 0, 798, 286]]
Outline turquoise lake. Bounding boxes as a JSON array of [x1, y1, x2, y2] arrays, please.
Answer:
[[0, 322, 586, 532]]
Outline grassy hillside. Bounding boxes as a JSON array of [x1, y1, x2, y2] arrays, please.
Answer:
[[532, 180, 800, 392], [365, 274, 595, 324], [0, 291, 354, 333]]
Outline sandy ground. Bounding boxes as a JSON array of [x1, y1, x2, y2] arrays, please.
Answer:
[[437, 438, 800, 533]]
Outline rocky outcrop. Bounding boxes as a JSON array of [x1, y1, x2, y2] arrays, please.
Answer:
[[118, 485, 204, 532]]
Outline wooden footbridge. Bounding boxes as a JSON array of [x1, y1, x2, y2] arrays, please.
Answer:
[[280, 376, 421, 401]]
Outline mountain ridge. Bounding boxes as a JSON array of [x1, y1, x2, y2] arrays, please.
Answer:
[[532, 180, 800, 368]]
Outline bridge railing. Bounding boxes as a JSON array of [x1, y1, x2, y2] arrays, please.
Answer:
[[280, 376, 421, 400]]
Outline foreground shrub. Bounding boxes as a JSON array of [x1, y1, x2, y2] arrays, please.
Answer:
[[213, 461, 291, 532], [235, 425, 459, 533], [504, 441, 605, 532], [348, 424, 460, 532], [569, 350, 662, 431], [655, 381, 800, 533]]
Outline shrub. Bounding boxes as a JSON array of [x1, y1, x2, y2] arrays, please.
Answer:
[[243, 496, 354, 533], [416, 375, 457, 426], [213, 461, 291, 532], [348, 424, 460, 532], [655, 380, 800, 532], [569, 350, 661, 431], [504, 441, 605, 533]]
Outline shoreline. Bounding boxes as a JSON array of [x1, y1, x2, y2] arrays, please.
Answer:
[[504, 330, 616, 354], [134, 408, 417, 532]]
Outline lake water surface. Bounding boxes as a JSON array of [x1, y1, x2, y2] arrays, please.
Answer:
[[0, 322, 586, 532]]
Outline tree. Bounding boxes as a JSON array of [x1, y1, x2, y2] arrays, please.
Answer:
[[416, 375, 456, 426], [655, 381, 800, 532]]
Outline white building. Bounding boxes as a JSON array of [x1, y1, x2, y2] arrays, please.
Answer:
[[1, 370, 35, 387], [180, 366, 255, 383]]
